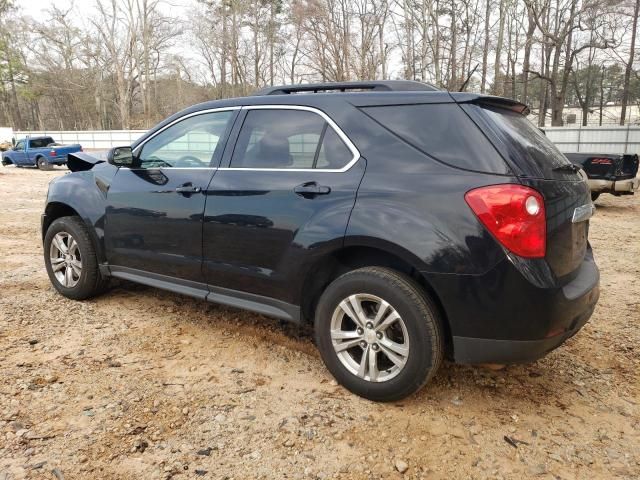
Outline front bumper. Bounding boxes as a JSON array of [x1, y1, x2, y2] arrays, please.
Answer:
[[426, 251, 600, 364]]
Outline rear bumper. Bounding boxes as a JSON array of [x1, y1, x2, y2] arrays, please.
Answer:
[[452, 304, 594, 364], [426, 251, 600, 364], [588, 177, 639, 194], [47, 156, 67, 164]]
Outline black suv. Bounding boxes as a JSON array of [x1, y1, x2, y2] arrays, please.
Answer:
[[42, 81, 599, 401]]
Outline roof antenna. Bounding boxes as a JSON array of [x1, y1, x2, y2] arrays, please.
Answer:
[[459, 64, 479, 92]]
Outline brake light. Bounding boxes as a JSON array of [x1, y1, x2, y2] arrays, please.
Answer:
[[465, 184, 546, 258], [49, 150, 56, 157]]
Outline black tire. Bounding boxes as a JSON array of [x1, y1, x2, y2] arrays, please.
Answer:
[[314, 267, 443, 402], [36, 157, 53, 170], [44, 216, 107, 300], [591, 192, 600, 202]]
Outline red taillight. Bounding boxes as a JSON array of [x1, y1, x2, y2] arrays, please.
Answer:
[[465, 184, 546, 258], [49, 150, 56, 157]]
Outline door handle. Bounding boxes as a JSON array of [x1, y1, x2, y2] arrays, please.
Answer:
[[294, 182, 331, 197], [175, 183, 202, 194]]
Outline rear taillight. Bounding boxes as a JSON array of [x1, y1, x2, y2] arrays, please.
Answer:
[[49, 150, 56, 157], [465, 184, 546, 258]]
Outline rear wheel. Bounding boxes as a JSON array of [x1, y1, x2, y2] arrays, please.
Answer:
[[36, 157, 52, 170], [591, 192, 600, 202], [44, 216, 107, 300], [315, 267, 443, 402]]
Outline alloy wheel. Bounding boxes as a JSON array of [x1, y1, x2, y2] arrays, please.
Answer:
[[49, 231, 82, 288], [330, 293, 410, 382]]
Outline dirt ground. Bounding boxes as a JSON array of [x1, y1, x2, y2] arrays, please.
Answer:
[[0, 165, 638, 480]]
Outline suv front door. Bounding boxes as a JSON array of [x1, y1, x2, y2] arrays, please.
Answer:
[[203, 106, 365, 305], [105, 108, 238, 286]]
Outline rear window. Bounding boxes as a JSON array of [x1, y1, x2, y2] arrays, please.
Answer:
[[30, 137, 54, 149], [465, 105, 575, 179], [360, 103, 509, 174]]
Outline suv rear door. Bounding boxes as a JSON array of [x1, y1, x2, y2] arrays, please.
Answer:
[[202, 106, 365, 303]]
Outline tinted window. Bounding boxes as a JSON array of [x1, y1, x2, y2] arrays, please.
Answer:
[[138, 110, 234, 168], [316, 127, 353, 169], [30, 137, 54, 148], [361, 104, 508, 174], [231, 109, 351, 169], [467, 105, 575, 179]]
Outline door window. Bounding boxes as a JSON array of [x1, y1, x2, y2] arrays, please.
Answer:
[[137, 110, 235, 168], [230, 109, 354, 170], [14, 141, 24, 151]]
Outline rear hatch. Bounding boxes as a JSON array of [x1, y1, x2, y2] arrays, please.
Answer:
[[460, 99, 592, 281], [564, 153, 617, 180], [563, 153, 639, 181]]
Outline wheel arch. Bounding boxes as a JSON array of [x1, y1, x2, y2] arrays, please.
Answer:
[[299, 243, 453, 356], [43, 201, 106, 264]]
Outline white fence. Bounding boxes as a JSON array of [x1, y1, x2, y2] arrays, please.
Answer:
[[16, 125, 640, 154], [543, 126, 640, 154], [15, 130, 146, 150]]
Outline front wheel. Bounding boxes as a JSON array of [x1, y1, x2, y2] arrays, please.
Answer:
[[314, 267, 444, 402], [44, 216, 107, 300]]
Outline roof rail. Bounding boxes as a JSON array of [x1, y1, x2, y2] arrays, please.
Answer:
[[253, 80, 440, 96]]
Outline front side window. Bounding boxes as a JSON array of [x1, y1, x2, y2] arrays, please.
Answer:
[[137, 110, 234, 169], [15, 141, 24, 150], [230, 109, 353, 170]]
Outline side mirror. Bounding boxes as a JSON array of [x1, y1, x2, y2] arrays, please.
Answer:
[[107, 146, 134, 167], [11, 137, 16, 146]]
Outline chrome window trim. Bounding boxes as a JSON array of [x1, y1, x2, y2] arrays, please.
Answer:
[[130, 107, 241, 168], [118, 167, 217, 171], [219, 105, 361, 173]]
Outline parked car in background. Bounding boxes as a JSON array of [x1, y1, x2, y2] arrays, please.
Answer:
[[565, 152, 639, 201], [0, 127, 13, 151], [41, 81, 599, 401], [1, 136, 82, 169]]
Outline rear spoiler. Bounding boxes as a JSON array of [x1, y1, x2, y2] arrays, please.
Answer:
[[449, 93, 530, 115], [67, 151, 106, 172]]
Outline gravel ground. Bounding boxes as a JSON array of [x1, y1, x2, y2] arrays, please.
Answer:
[[0, 165, 638, 480]]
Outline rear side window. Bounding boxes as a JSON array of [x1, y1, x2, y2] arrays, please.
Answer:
[[466, 105, 574, 179], [360, 104, 509, 174], [231, 109, 354, 170]]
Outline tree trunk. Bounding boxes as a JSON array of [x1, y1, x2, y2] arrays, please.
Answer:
[[492, 0, 505, 96], [620, 0, 639, 125], [480, 0, 490, 93]]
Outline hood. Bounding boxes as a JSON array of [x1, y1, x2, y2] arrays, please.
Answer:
[[67, 151, 108, 172]]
